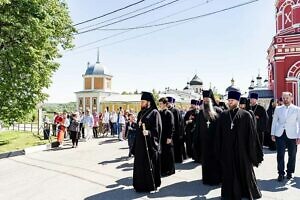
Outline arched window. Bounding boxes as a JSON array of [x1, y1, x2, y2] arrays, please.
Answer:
[[287, 61, 300, 78], [277, 11, 283, 31], [93, 97, 97, 105], [278, 1, 294, 31], [283, 4, 293, 29], [293, 0, 300, 25]]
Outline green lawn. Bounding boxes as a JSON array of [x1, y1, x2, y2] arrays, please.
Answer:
[[0, 131, 52, 153]]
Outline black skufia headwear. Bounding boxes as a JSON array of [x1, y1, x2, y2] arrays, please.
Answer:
[[239, 97, 248, 105], [141, 91, 158, 110], [203, 89, 217, 106]]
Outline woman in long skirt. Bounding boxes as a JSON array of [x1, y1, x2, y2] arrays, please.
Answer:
[[69, 112, 80, 148]]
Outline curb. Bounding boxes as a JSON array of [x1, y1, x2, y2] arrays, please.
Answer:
[[0, 143, 53, 159], [0, 150, 25, 159], [24, 143, 52, 154]]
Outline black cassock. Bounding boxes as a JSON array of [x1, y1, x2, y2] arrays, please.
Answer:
[[266, 106, 276, 150], [132, 107, 162, 192], [216, 108, 263, 200], [250, 104, 268, 148], [247, 109, 263, 155], [160, 109, 175, 176], [169, 107, 186, 163], [196, 108, 222, 185], [184, 109, 197, 158], [192, 111, 202, 163]]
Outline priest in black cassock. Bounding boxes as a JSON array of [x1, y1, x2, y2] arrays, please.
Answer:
[[192, 99, 203, 163], [239, 97, 263, 161], [216, 90, 263, 200], [195, 89, 222, 185], [184, 99, 198, 158], [132, 91, 162, 192], [159, 97, 175, 176], [167, 96, 186, 163], [239, 97, 256, 124], [249, 93, 269, 149], [265, 99, 276, 151]]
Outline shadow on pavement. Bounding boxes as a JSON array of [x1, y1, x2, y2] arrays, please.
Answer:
[[116, 162, 133, 172], [258, 178, 294, 192], [106, 177, 132, 188], [175, 160, 200, 170], [47, 146, 74, 151], [84, 178, 220, 200], [85, 176, 146, 200], [190, 197, 220, 200], [291, 177, 300, 189], [262, 148, 277, 155], [148, 180, 218, 199], [98, 156, 129, 165], [84, 187, 145, 200], [98, 139, 120, 145]]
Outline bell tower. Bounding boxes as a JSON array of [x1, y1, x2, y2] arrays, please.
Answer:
[[267, 0, 300, 105]]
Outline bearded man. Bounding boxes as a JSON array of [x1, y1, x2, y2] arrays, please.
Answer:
[[216, 90, 263, 200], [132, 92, 162, 192], [195, 89, 222, 185]]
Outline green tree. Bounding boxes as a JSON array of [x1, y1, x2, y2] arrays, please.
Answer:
[[0, 0, 75, 124], [152, 89, 159, 105], [134, 89, 139, 94]]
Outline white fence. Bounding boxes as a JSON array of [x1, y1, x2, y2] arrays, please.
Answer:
[[1, 123, 44, 134]]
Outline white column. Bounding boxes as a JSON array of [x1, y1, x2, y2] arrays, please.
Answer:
[[296, 78, 300, 106], [92, 77, 94, 90], [83, 76, 85, 90], [83, 95, 85, 112], [98, 98, 101, 113], [90, 95, 92, 112], [76, 95, 79, 111]]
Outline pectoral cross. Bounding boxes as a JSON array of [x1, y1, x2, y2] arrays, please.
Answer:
[[206, 120, 210, 128], [142, 123, 146, 131], [230, 122, 234, 130]]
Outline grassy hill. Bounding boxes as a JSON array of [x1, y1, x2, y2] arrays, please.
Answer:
[[42, 102, 77, 113]]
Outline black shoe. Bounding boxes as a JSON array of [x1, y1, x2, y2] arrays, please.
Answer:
[[286, 173, 292, 179], [277, 175, 284, 182]]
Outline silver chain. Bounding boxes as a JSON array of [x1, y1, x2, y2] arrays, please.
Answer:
[[229, 108, 239, 130]]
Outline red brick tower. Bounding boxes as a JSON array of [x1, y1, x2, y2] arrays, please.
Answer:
[[267, 0, 300, 105]]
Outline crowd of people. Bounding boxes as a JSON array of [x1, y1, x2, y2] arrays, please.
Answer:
[[42, 89, 300, 199], [131, 90, 300, 200], [43, 107, 139, 148]]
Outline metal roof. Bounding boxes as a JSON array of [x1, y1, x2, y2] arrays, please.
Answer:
[[248, 89, 274, 98], [190, 75, 203, 85], [84, 62, 112, 76]]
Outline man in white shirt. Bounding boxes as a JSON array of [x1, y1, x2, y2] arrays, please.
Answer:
[[118, 110, 126, 141], [83, 110, 94, 141], [271, 92, 300, 181], [110, 111, 118, 136], [102, 108, 110, 135]]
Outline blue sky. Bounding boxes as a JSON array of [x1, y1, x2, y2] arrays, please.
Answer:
[[46, 0, 276, 103]]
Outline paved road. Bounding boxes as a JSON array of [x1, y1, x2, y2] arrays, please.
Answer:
[[0, 137, 299, 200]]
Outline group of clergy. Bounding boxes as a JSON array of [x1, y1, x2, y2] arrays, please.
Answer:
[[131, 89, 268, 200]]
